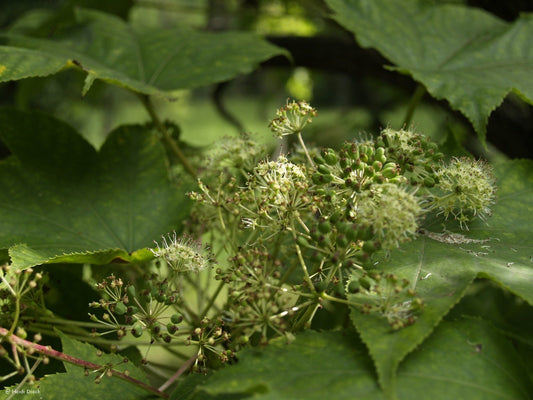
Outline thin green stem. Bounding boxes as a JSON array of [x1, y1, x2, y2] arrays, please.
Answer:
[[199, 280, 225, 318], [9, 295, 21, 336], [22, 316, 106, 329], [290, 223, 315, 293], [8, 357, 41, 400], [297, 132, 315, 167], [138, 94, 197, 178], [321, 292, 360, 307], [403, 84, 426, 127], [291, 301, 320, 332]]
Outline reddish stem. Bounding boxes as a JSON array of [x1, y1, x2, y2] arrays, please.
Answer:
[[0, 327, 169, 399]]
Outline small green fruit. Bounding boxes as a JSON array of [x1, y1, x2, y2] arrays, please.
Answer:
[[115, 301, 127, 315], [171, 314, 183, 324], [318, 221, 332, 234], [131, 323, 143, 338]]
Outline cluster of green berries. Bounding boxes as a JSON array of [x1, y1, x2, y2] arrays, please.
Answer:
[[188, 100, 497, 337], [269, 99, 318, 137], [304, 139, 423, 267], [215, 248, 293, 345], [89, 274, 182, 343], [378, 127, 444, 186], [186, 317, 233, 373], [312, 141, 404, 190]]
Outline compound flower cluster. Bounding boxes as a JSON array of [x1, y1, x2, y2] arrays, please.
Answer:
[[151, 231, 213, 273], [429, 157, 496, 229], [269, 99, 318, 137], [170, 101, 498, 340]]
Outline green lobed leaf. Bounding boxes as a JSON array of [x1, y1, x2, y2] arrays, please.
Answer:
[[325, 0, 533, 142], [397, 318, 533, 400], [196, 320, 531, 400], [0, 108, 190, 268], [200, 330, 385, 400], [448, 280, 533, 355], [28, 330, 149, 399], [0, 8, 288, 96], [347, 159, 533, 395], [348, 240, 478, 396], [170, 373, 247, 400]]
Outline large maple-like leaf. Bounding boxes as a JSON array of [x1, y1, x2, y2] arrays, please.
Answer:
[[0, 8, 287, 96], [325, 0, 533, 142], [0, 108, 189, 268]]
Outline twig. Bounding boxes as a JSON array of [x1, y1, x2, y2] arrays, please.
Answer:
[[158, 353, 197, 392], [0, 327, 169, 399], [139, 94, 198, 178]]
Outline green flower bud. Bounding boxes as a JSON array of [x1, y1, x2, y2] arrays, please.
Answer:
[[335, 221, 348, 234], [318, 220, 332, 234], [375, 147, 386, 163], [167, 323, 178, 334], [309, 228, 320, 241], [114, 301, 127, 316], [314, 155, 326, 165], [321, 174, 333, 183], [171, 314, 183, 324], [347, 144, 359, 159], [336, 233, 348, 248], [329, 211, 342, 224], [312, 173, 324, 185], [353, 159, 365, 171], [345, 224, 359, 241], [16, 327, 28, 339], [359, 226, 374, 241], [131, 323, 143, 338], [362, 240, 379, 254], [127, 285, 136, 300], [382, 163, 398, 179], [323, 150, 338, 166], [339, 157, 349, 168], [297, 236, 310, 248], [127, 306, 138, 315], [318, 164, 331, 175]]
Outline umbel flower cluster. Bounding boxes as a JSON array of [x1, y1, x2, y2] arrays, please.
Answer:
[[88, 101, 496, 373], [185, 100, 496, 341]]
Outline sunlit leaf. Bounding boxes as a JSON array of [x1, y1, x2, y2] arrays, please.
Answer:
[[0, 8, 288, 96]]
